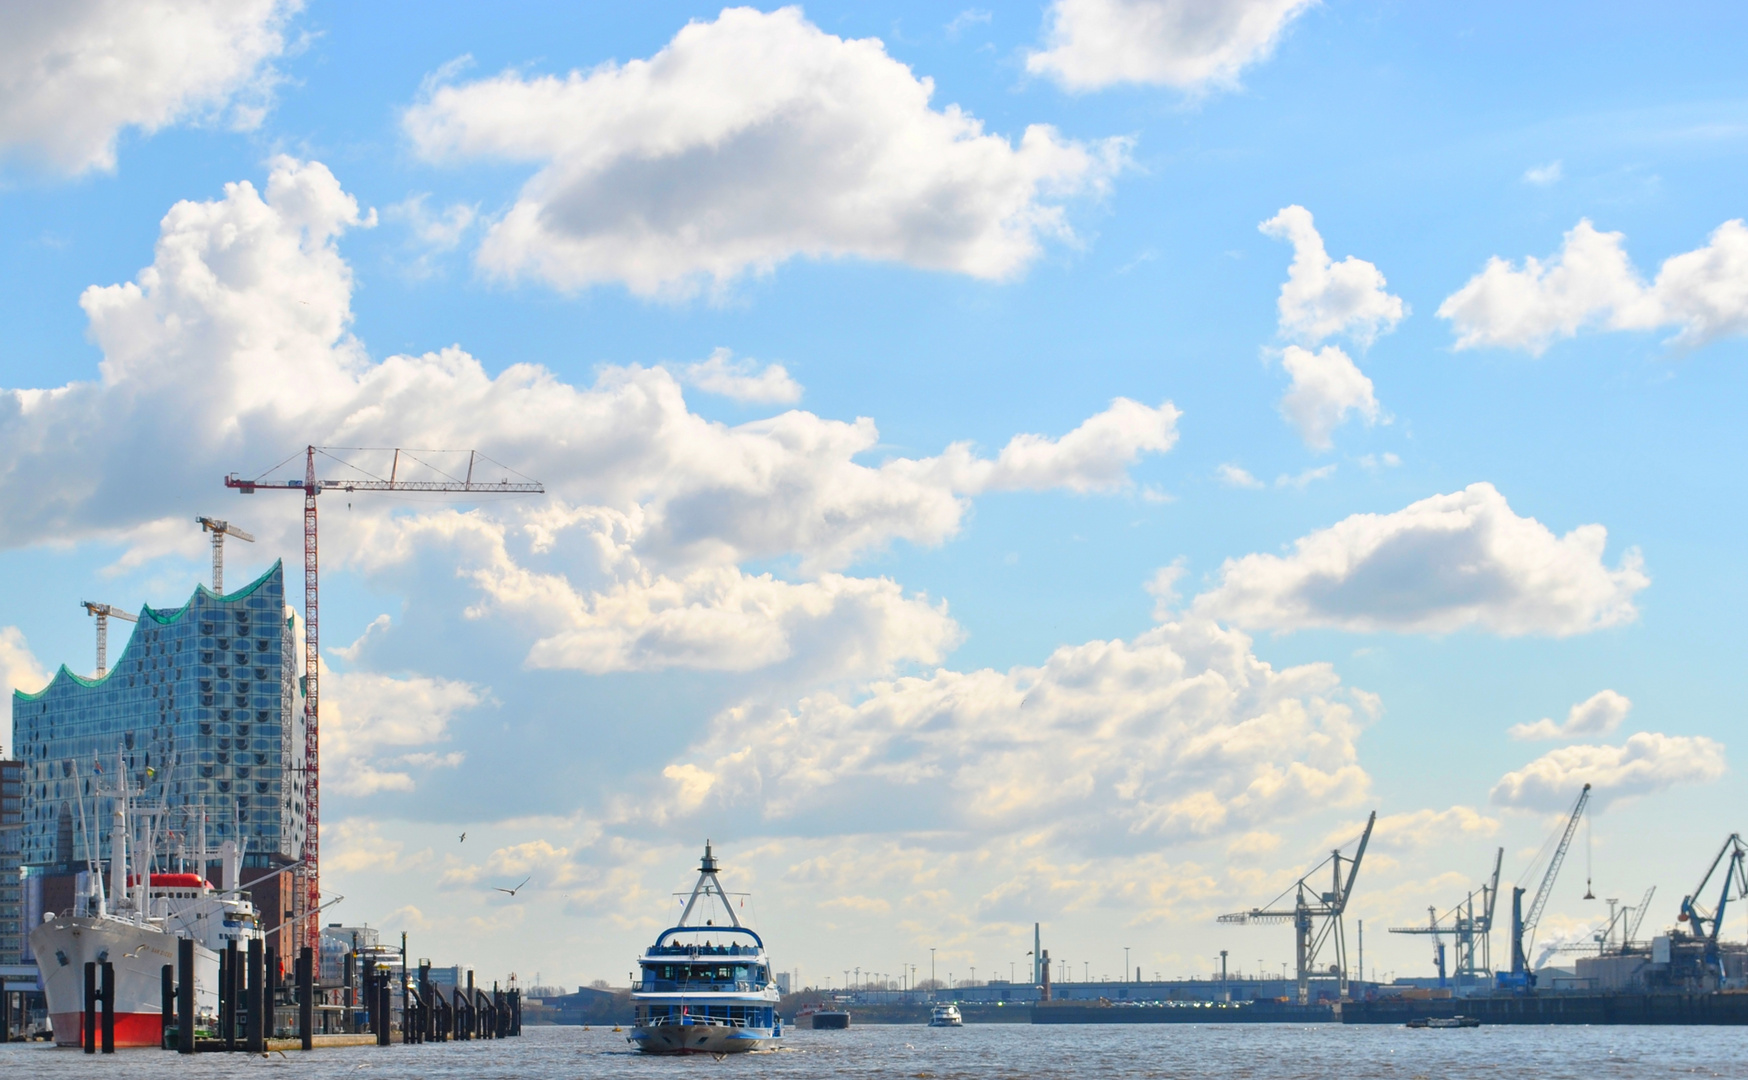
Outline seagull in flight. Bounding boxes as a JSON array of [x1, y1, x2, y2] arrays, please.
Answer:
[[493, 876, 531, 896], [459, 832, 466, 843]]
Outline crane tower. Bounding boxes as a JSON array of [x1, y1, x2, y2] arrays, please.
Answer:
[[226, 446, 544, 952], [1219, 811, 1376, 1004]]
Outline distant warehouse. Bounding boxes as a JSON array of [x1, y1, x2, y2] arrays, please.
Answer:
[[11, 562, 309, 954]]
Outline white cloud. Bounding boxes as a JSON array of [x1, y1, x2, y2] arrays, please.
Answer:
[[1216, 463, 1264, 489], [0, 0, 300, 175], [386, 193, 478, 277], [1278, 344, 1379, 451], [1439, 218, 1748, 352], [1, 627, 51, 746], [1508, 689, 1632, 741], [0, 158, 1174, 690], [322, 662, 485, 796], [1490, 732, 1726, 812], [648, 617, 1372, 847], [1523, 161, 1563, 186], [1260, 205, 1406, 347], [1027, 0, 1316, 92], [1354, 806, 1499, 853], [946, 9, 993, 36], [1274, 462, 1336, 489], [675, 348, 802, 404], [404, 7, 1129, 298], [1192, 482, 1648, 636]]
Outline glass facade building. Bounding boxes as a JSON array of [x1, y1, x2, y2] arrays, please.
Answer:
[[11, 561, 307, 874]]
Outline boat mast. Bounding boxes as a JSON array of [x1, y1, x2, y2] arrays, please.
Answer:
[[677, 841, 742, 929]]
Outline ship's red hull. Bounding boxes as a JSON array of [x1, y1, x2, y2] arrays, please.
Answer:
[[50, 1011, 164, 1049]]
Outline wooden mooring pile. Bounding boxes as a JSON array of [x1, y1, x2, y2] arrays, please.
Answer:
[[78, 936, 520, 1054]]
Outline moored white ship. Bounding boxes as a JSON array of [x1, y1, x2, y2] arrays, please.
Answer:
[[629, 842, 781, 1054], [30, 760, 264, 1048]]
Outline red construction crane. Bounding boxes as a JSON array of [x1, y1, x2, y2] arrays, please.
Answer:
[[226, 446, 544, 953]]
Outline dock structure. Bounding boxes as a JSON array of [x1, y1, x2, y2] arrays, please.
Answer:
[[151, 936, 520, 1053]]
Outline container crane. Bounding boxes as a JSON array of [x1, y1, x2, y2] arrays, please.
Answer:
[[1501, 783, 1590, 989], [1389, 847, 1502, 987], [196, 516, 255, 593], [1219, 811, 1375, 1004], [225, 446, 544, 952], [1678, 834, 1748, 983]]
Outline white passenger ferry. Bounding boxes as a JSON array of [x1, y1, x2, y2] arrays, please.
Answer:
[[929, 1002, 963, 1027], [629, 842, 782, 1054]]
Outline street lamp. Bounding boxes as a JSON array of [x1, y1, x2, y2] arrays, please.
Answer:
[[930, 948, 936, 998], [1125, 947, 1130, 984]]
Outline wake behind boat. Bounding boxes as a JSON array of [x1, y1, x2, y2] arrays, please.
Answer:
[[629, 842, 782, 1054]]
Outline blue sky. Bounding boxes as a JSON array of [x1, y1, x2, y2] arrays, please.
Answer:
[[2, 0, 1746, 990]]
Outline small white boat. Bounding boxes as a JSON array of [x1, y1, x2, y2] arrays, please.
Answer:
[[928, 1003, 963, 1027], [628, 842, 782, 1054]]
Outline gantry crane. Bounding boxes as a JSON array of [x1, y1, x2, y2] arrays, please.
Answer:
[[196, 516, 255, 593], [80, 601, 138, 678], [1678, 834, 1748, 984], [1389, 848, 1502, 987], [1219, 811, 1375, 1004], [1502, 783, 1590, 988], [225, 446, 544, 952]]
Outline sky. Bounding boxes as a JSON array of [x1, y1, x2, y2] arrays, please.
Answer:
[[1, 0, 1746, 992]]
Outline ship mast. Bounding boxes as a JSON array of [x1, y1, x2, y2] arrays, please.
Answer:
[[677, 841, 742, 929]]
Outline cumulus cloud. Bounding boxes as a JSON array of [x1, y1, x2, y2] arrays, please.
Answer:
[[1439, 218, 1748, 352], [1278, 345, 1379, 451], [1258, 207, 1399, 449], [0, 157, 1174, 689], [404, 7, 1129, 297], [1490, 732, 1726, 812], [1, 627, 50, 746], [1353, 806, 1499, 853], [1260, 205, 1406, 347], [0, 0, 300, 174], [675, 348, 802, 404], [1508, 689, 1632, 741], [1192, 482, 1648, 636], [649, 617, 1373, 848], [322, 662, 486, 795], [1027, 0, 1316, 92]]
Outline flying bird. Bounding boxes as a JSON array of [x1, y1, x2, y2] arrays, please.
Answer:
[[459, 832, 466, 843], [493, 876, 531, 896]]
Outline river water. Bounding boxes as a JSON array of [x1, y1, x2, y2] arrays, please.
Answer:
[[7, 1022, 1747, 1078]]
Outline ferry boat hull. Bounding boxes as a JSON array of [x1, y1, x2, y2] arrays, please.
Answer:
[[629, 1017, 775, 1054], [30, 915, 219, 1048]]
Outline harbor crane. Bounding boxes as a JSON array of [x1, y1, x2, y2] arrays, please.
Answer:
[[225, 446, 544, 952], [1558, 885, 1658, 957], [1503, 783, 1590, 989], [1678, 834, 1748, 984], [1219, 811, 1375, 1004], [80, 601, 138, 678], [1389, 848, 1502, 988], [196, 516, 255, 593]]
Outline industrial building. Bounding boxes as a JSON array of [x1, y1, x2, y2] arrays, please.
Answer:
[[10, 562, 308, 955]]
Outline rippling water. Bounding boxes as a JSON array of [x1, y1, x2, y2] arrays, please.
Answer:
[[8, 1022, 1748, 1078]]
